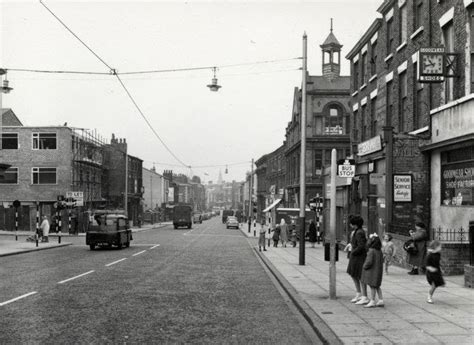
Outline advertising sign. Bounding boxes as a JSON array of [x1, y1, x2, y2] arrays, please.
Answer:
[[393, 175, 412, 202], [441, 161, 474, 206], [357, 136, 382, 156], [66, 191, 84, 206]]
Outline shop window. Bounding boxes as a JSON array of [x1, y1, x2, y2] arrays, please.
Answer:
[[441, 146, 474, 206], [33, 132, 57, 150], [0, 167, 18, 184], [32, 167, 57, 184], [1, 133, 18, 149]]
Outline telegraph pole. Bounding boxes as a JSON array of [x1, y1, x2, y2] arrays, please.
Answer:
[[299, 33, 308, 265], [329, 149, 337, 299], [248, 158, 253, 233]]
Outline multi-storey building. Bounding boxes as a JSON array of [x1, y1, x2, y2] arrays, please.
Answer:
[[285, 28, 351, 207], [347, 0, 473, 274], [142, 167, 165, 211]]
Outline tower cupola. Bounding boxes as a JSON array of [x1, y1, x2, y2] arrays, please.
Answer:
[[320, 19, 343, 80]]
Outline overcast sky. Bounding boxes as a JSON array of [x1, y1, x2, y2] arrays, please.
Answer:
[[1, 0, 381, 183]]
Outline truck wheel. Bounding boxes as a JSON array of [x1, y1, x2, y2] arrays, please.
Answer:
[[125, 241, 130, 248], [188, 224, 192, 229], [117, 242, 123, 249], [174, 225, 178, 229], [89, 244, 95, 250]]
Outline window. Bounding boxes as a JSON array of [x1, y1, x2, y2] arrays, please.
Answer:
[[361, 52, 367, 85], [386, 81, 393, 125], [353, 60, 359, 89], [1, 133, 18, 149], [361, 105, 367, 141], [32, 167, 57, 184], [370, 98, 377, 136], [353, 110, 359, 142], [324, 149, 332, 166], [370, 41, 377, 76], [33, 133, 57, 150], [0, 167, 18, 184], [441, 146, 474, 206], [399, 4, 408, 44], [414, 0, 423, 30], [413, 61, 425, 129], [442, 20, 454, 103], [399, 72, 408, 132], [324, 105, 344, 134], [387, 19, 394, 54], [314, 150, 322, 175]]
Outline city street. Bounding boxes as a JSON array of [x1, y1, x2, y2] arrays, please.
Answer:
[[0, 218, 318, 344]]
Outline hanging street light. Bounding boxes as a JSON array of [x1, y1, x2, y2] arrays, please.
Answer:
[[207, 67, 221, 92]]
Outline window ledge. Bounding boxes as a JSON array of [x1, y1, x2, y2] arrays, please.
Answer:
[[360, 83, 367, 91], [384, 53, 394, 63], [351, 90, 359, 97], [369, 74, 377, 83], [410, 26, 424, 40], [396, 41, 407, 52]]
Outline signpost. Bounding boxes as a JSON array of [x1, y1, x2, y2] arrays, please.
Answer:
[[337, 159, 355, 178]]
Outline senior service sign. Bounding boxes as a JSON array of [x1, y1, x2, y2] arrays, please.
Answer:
[[393, 174, 412, 202]]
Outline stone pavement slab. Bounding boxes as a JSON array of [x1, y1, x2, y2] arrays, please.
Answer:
[[240, 223, 474, 345]]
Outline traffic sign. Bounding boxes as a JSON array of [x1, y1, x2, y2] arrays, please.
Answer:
[[337, 159, 355, 178], [13, 200, 21, 208]]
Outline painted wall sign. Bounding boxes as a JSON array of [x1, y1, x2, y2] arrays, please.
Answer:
[[357, 136, 382, 156], [393, 174, 412, 202]]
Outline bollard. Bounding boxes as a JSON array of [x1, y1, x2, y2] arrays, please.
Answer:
[[35, 202, 39, 247]]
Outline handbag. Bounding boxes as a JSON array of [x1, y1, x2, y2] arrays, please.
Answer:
[[403, 239, 418, 254]]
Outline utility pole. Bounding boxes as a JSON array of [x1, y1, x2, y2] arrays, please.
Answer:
[[124, 146, 128, 219], [299, 33, 308, 265], [329, 149, 337, 299], [248, 158, 253, 233]]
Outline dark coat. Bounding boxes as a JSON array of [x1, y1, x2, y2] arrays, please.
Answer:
[[272, 227, 281, 241], [408, 228, 428, 267], [308, 222, 317, 243], [346, 228, 367, 279], [426, 251, 445, 287], [361, 248, 384, 288]]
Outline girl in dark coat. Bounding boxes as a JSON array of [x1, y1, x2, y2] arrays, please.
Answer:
[[426, 240, 445, 304], [346, 216, 369, 305], [407, 222, 428, 275], [361, 234, 384, 308], [272, 226, 281, 247], [308, 220, 317, 247]]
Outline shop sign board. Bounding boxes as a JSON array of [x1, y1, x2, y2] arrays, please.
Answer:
[[66, 191, 84, 206], [357, 136, 382, 156], [370, 173, 385, 186], [393, 174, 412, 202]]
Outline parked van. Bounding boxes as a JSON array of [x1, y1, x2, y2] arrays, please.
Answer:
[[173, 205, 193, 229]]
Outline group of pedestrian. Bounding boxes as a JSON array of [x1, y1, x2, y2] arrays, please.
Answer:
[[346, 216, 445, 307]]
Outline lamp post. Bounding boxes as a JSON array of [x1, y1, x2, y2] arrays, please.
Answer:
[[299, 33, 308, 265]]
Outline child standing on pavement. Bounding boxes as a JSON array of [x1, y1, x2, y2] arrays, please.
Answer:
[[426, 240, 445, 304], [272, 225, 281, 247], [258, 224, 267, 252], [360, 234, 384, 308], [382, 234, 396, 274]]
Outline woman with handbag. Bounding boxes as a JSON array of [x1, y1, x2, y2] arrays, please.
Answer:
[[407, 222, 428, 275]]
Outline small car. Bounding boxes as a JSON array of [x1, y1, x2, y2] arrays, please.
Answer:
[[193, 213, 203, 224], [226, 216, 239, 229], [86, 214, 132, 250]]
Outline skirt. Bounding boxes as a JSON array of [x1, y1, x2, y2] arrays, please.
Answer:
[[258, 233, 266, 247], [427, 271, 445, 287]]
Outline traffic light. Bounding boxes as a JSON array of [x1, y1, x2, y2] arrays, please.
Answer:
[[309, 195, 324, 211], [252, 201, 257, 214]]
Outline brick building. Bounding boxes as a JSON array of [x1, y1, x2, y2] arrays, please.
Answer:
[[285, 28, 351, 207], [346, 0, 473, 273]]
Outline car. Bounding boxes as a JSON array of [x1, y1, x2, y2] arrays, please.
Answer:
[[193, 213, 203, 224], [86, 213, 132, 250], [226, 216, 239, 229]]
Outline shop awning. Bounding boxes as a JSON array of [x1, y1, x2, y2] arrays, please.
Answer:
[[263, 199, 282, 212]]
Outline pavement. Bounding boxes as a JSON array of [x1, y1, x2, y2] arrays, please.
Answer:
[[0, 222, 171, 257], [241, 223, 473, 345]]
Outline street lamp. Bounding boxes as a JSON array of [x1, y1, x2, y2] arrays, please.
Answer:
[[1, 69, 14, 151], [207, 67, 222, 92]]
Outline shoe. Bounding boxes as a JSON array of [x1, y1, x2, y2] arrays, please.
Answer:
[[376, 300, 384, 307], [259, 247, 261, 252], [364, 300, 376, 308], [408, 269, 419, 275], [263, 248, 267, 251], [427, 298, 433, 304], [350, 295, 361, 303], [355, 297, 370, 305]]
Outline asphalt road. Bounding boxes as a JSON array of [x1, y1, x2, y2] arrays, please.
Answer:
[[0, 217, 319, 344]]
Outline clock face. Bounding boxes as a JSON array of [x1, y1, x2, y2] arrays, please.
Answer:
[[422, 54, 444, 75]]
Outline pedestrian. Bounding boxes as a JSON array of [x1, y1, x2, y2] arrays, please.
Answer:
[[361, 234, 384, 308], [258, 224, 267, 252], [382, 234, 396, 274], [289, 220, 298, 247], [346, 215, 369, 305], [40, 215, 50, 243], [407, 222, 428, 275], [426, 240, 445, 304], [272, 225, 281, 247], [279, 218, 289, 247], [308, 219, 317, 248]]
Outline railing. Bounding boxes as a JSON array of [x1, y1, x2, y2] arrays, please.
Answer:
[[432, 226, 470, 244]]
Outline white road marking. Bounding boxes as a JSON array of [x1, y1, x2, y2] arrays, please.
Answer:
[[105, 258, 127, 267], [150, 244, 160, 249], [57, 270, 95, 284], [0, 291, 38, 307], [132, 250, 146, 256]]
